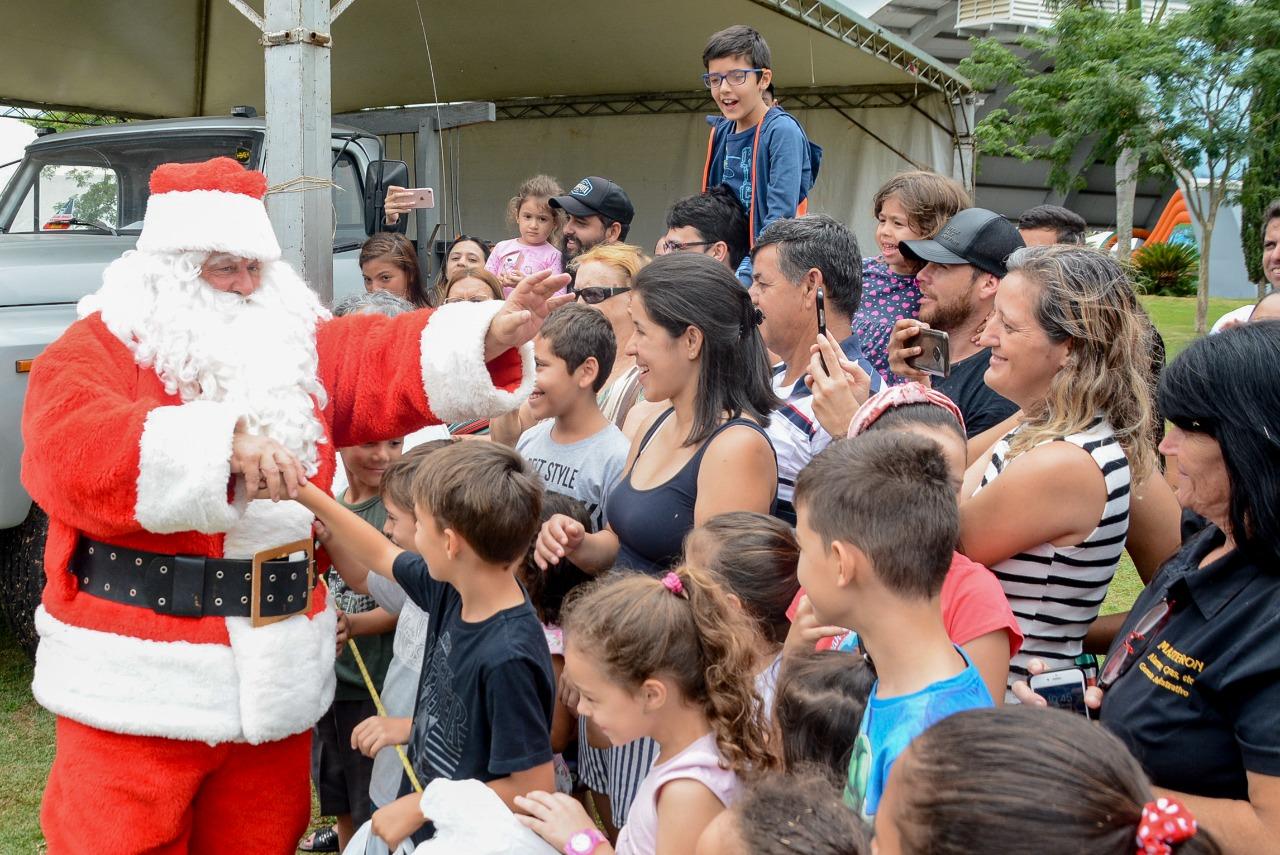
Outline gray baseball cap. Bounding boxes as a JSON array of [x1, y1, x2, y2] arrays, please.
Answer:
[[899, 208, 1025, 278]]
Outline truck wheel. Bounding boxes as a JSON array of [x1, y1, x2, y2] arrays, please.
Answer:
[[0, 504, 47, 659]]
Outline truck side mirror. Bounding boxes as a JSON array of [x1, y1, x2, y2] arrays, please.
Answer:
[[364, 159, 410, 236]]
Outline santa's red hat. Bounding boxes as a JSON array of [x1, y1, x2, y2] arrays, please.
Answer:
[[135, 157, 282, 262]]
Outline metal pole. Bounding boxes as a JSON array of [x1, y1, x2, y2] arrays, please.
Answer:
[[262, 0, 333, 303], [416, 118, 442, 283], [951, 94, 979, 199]]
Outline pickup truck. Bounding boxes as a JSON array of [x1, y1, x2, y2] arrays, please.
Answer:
[[0, 114, 407, 654]]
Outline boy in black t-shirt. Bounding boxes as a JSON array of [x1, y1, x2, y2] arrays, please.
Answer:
[[297, 442, 555, 851]]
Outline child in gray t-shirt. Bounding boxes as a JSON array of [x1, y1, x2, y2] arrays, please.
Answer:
[[515, 303, 630, 532], [518, 419, 629, 531]]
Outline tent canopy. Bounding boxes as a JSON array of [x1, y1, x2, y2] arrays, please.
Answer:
[[1, 0, 966, 118]]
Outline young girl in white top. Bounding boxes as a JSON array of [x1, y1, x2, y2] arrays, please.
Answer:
[[516, 565, 779, 855], [486, 174, 564, 292]]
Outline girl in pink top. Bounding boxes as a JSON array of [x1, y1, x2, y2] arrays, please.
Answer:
[[487, 174, 565, 294], [517, 566, 779, 855]]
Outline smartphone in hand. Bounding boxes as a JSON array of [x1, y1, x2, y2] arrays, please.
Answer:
[[905, 327, 950, 378], [1029, 668, 1091, 718], [815, 287, 828, 374], [404, 188, 435, 209]]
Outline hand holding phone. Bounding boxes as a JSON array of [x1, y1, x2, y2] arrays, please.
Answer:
[[1029, 667, 1091, 718], [815, 287, 828, 374], [403, 188, 435, 209], [905, 327, 951, 378]]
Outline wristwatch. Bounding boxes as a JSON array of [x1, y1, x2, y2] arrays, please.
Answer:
[[564, 828, 608, 855]]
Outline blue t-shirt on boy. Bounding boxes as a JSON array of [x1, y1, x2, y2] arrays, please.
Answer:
[[843, 647, 993, 819]]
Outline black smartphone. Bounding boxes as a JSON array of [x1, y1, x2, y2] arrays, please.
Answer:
[[815, 287, 828, 374], [905, 327, 951, 378]]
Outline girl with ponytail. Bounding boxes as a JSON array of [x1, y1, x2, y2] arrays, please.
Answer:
[[517, 565, 779, 855], [874, 706, 1220, 855]]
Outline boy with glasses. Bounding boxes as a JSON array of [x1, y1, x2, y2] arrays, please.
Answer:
[[700, 25, 822, 286]]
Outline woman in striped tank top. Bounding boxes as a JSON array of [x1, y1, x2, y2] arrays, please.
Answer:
[[957, 245, 1157, 701]]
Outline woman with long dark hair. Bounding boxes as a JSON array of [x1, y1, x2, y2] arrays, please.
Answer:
[[1014, 322, 1280, 851], [535, 252, 779, 575]]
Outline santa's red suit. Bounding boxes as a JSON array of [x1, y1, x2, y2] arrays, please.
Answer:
[[20, 159, 533, 854]]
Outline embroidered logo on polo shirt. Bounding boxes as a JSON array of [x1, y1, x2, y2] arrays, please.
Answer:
[[1138, 639, 1204, 699]]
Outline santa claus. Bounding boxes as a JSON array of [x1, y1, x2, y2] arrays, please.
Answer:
[[20, 157, 569, 853]]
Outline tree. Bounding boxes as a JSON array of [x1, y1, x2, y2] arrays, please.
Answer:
[[1238, 0, 1280, 294], [958, 6, 1169, 263], [1148, 0, 1279, 331], [963, 0, 1280, 333]]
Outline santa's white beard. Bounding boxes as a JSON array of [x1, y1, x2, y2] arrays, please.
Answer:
[[80, 250, 331, 475]]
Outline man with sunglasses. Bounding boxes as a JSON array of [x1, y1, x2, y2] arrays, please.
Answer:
[[655, 185, 749, 272], [700, 25, 822, 285], [549, 176, 635, 274]]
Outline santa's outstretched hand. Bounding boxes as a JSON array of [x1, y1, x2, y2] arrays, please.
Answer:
[[231, 420, 307, 502], [483, 269, 574, 362]]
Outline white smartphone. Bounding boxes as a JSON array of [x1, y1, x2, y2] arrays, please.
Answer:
[[404, 188, 435, 209], [1029, 667, 1090, 718]]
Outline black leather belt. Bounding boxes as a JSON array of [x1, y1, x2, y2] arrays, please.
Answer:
[[71, 537, 315, 627]]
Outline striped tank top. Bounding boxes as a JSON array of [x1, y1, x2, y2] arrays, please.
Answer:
[[972, 417, 1131, 701]]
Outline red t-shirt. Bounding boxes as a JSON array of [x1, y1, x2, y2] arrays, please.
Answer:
[[787, 552, 1023, 656]]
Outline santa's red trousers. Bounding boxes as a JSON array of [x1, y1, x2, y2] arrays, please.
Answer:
[[42, 717, 311, 854]]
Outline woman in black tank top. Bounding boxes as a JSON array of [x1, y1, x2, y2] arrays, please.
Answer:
[[533, 254, 781, 576]]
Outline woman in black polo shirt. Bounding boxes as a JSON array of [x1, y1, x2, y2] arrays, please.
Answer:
[[1017, 322, 1280, 851]]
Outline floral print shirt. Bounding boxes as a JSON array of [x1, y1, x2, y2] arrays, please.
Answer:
[[853, 256, 921, 383]]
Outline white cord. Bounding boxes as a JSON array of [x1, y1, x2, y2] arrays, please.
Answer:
[[413, 0, 451, 241]]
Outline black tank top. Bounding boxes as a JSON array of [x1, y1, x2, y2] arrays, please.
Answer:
[[607, 409, 774, 575]]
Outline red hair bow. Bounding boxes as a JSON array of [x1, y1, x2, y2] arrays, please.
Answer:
[[1136, 797, 1197, 855]]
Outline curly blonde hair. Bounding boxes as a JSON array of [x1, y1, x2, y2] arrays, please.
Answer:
[[562, 565, 780, 779], [1003, 245, 1156, 480]]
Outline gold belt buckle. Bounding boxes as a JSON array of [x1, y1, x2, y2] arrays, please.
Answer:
[[250, 539, 314, 628]]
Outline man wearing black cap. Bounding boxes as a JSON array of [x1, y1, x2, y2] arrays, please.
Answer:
[[550, 176, 636, 271], [887, 207, 1022, 437]]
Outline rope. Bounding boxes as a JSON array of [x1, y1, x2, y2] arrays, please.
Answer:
[[266, 175, 339, 195], [265, 176, 341, 241], [347, 636, 423, 793]]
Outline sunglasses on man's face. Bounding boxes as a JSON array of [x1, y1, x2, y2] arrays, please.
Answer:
[[572, 286, 630, 305]]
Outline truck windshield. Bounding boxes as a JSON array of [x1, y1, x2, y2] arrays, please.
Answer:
[[4, 134, 259, 235]]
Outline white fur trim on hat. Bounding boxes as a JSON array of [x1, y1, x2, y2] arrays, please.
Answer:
[[32, 601, 336, 744], [136, 401, 248, 534], [420, 301, 535, 423], [136, 189, 282, 262]]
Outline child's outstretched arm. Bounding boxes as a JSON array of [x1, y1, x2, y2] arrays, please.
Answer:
[[314, 519, 371, 594], [296, 482, 402, 580]]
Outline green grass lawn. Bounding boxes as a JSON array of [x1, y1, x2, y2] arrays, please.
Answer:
[[0, 294, 1254, 849], [1139, 295, 1253, 360]]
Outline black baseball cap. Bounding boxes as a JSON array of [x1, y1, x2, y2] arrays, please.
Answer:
[[899, 208, 1025, 278], [551, 176, 635, 225]]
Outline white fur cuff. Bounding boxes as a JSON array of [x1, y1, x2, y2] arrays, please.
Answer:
[[420, 301, 535, 423], [135, 401, 247, 534]]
